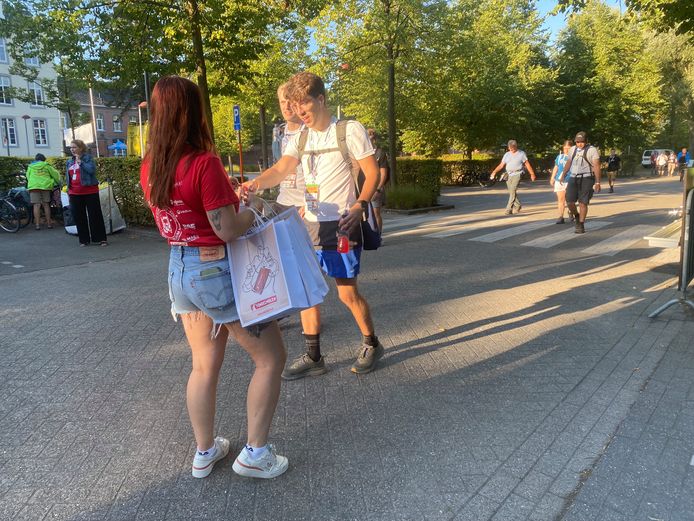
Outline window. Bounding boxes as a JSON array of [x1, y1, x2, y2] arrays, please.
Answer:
[[61, 113, 70, 129], [0, 76, 11, 105], [96, 113, 104, 131], [28, 81, 44, 106], [24, 56, 39, 67], [129, 115, 137, 125], [1, 118, 17, 147], [112, 115, 122, 132], [0, 39, 7, 63], [33, 119, 48, 146]]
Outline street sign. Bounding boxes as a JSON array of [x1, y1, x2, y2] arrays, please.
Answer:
[[233, 105, 241, 131]]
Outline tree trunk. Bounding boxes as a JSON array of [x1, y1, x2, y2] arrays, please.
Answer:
[[387, 48, 397, 186], [259, 104, 268, 170], [185, 0, 214, 140]]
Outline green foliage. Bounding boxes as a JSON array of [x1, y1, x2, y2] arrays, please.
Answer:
[[396, 157, 441, 205], [385, 184, 436, 209], [554, 4, 664, 150], [0, 157, 32, 192], [648, 31, 694, 150]]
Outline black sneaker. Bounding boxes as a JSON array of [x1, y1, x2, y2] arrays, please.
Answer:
[[351, 342, 385, 374], [575, 222, 585, 234], [609, 186, 614, 193], [281, 354, 327, 380], [555, 217, 565, 224]]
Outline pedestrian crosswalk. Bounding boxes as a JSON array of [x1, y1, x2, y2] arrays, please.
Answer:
[[382, 212, 659, 258]]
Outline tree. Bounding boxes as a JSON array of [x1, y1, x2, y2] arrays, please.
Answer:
[[553, 2, 664, 150], [648, 31, 694, 149], [0, 0, 97, 139], [1, 0, 312, 142], [312, 0, 449, 180]]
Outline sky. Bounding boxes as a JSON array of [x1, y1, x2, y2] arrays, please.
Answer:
[[538, 0, 624, 41]]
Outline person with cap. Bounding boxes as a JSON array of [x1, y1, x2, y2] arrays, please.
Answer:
[[489, 140, 536, 215], [559, 131, 601, 234]]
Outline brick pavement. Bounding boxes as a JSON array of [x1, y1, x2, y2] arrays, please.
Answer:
[[0, 178, 691, 521]]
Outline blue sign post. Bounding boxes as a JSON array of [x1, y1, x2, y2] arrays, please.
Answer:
[[233, 105, 244, 181], [233, 105, 241, 131]]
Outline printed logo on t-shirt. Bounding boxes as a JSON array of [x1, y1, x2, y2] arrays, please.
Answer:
[[155, 208, 183, 242]]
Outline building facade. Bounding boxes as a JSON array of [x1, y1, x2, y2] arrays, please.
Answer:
[[0, 50, 64, 158], [62, 92, 140, 158]]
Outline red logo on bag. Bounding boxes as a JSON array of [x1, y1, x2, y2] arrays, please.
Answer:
[[251, 295, 277, 310]]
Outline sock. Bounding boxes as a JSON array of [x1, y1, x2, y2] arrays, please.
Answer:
[[363, 334, 378, 347], [304, 333, 321, 362], [197, 444, 217, 458], [244, 444, 268, 460]]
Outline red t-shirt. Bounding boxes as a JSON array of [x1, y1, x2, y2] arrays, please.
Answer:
[[140, 150, 239, 247], [67, 163, 99, 195]]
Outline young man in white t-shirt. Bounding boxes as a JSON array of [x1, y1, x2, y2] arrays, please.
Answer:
[[274, 82, 305, 212], [243, 72, 383, 378]]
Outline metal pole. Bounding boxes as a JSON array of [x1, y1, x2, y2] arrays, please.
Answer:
[[23, 118, 29, 157], [237, 130, 244, 183], [143, 72, 151, 121], [88, 86, 100, 158], [138, 105, 144, 159]]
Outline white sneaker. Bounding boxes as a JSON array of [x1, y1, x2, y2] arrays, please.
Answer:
[[191, 437, 230, 478], [232, 444, 288, 479]]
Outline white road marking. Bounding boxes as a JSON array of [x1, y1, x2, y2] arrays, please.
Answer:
[[469, 220, 556, 243], [1, 261, 11, 265], [11, 265, 23, 268], [581, 225, 658, 257], [521, 221, 612, 248], [422, 215, 530, 239]]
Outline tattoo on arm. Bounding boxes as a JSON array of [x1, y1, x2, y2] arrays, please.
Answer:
[[210, 209, 223, 231]]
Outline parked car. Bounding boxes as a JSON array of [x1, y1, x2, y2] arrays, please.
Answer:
[[642, 149, 674, 167]]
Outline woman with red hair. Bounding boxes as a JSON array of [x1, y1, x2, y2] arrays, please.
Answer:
[[140, 76, 288, 479]]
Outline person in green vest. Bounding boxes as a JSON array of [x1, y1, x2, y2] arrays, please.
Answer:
[[26, 153, 61, 230]]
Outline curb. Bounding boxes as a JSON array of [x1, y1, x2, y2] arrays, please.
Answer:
[[384, 204, 455, 215]]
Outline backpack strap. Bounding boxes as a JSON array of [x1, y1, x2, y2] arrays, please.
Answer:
[[296, 128, 309, 158], [571, 144, 594, 175], [336, 120, 365, 195]]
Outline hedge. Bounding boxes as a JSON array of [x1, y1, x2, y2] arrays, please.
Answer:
[[0, 155, 154, 226], [395, 157, 441, 206], [440, 156, 557, 186]]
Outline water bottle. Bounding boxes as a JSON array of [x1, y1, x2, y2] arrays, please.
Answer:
[[337, 211, 350, 253]]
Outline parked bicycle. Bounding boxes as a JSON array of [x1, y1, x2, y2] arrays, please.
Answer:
[[0, 192, 20, 232]]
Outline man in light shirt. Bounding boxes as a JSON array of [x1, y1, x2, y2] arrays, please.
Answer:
[[490, 140, 537, 215], [273, 82, 305, 213], [243, 72, 384, 378]]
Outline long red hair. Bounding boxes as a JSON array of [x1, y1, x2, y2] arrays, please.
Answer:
[[145, 76, 215, 208]]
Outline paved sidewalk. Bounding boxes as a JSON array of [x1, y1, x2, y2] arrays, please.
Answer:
[[563, 308, 694, 521], [0, 178, 691, 521]]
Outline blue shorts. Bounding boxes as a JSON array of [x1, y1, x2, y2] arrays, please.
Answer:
[[316, 247, 362, 279], [168, 246, 240, 325]]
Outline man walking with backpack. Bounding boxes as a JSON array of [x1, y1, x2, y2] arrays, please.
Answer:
[[559, 131, 601, 234], [243, 72, 384, 377]]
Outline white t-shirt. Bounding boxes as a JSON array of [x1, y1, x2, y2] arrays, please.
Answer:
[[276, 124, 305, 207], [502, 150, 528, 175], [568, 145, 600, 175], [283, 119, 374, 222]]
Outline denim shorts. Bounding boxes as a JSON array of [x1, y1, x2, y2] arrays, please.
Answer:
[[168, 246, 240, 326], [316, 247, 362, 279]]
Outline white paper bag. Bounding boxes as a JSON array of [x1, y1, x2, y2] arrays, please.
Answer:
[[228, 212, 317, 326]]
